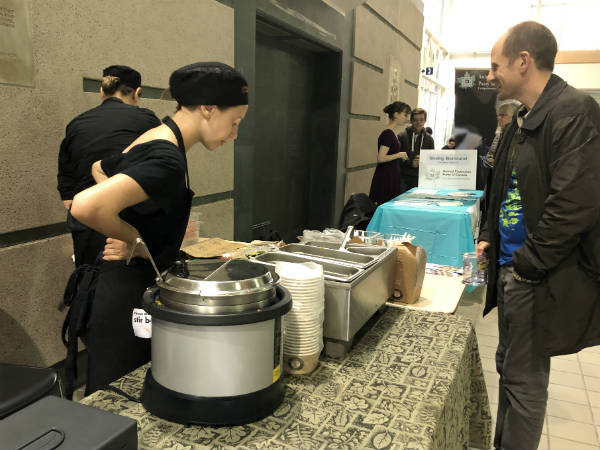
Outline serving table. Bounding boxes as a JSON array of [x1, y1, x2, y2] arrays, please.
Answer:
[[80, 308, 491, 450], [367, 189, 484, 267]]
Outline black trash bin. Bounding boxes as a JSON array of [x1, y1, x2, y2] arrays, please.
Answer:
[[0, 396, 137, 450], [0, 363, 60, 419]]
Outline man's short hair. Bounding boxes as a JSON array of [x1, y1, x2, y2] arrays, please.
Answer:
[[503, 21, 557, 71], [411, 108, 427, 121]]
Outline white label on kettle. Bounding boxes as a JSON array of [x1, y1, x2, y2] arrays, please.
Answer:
[[132, 308, 152, 338]]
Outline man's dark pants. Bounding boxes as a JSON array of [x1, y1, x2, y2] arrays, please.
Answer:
[[494, 265, 550, 450]]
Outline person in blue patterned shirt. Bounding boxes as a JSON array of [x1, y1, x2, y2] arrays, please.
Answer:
[[478, 21, 600, 450]]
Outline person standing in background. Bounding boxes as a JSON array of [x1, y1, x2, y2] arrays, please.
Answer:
[[57, 65, 161, 266], [475, 136, 491, 190], [477, 21, 600, 450], [398, 108, 434, 192], [486, 100, 521, 167], [368, 101, 411, 205], [442, 137, 456, 149]]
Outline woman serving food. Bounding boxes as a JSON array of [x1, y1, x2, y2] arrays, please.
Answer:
[[71, 62, 248, 394]]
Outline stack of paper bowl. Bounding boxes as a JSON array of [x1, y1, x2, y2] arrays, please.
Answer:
[[274, 261, 324, 375]]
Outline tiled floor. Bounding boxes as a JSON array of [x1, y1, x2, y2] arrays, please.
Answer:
[[456, 286, 600, 450]]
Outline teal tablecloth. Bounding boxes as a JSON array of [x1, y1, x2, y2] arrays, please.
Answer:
[[367, 189, 484, 267]]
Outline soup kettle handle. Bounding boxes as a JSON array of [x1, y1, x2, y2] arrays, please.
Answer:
[[142, 285, 160, 311]]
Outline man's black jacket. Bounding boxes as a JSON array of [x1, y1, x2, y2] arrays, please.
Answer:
[[398, 127, 435, 178], [479, 74, 600, 356]]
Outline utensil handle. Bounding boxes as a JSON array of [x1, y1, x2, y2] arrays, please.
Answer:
[[338, 225, 354, 250], [127, 237, 164, 282]]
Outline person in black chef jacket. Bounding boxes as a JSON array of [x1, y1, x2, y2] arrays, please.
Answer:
[[398, 108, 435, 192], [70, 62, 248, 395], [57, 65, 161, 267]]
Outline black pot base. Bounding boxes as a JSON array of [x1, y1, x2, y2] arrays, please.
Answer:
[[140, 368, 284, 426]]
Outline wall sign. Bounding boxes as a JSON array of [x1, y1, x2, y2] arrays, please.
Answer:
[[0, 0, 34, 87], [454, 69, 497, 148], [418, 149, 477, 190], [387, 55, 403, 104]]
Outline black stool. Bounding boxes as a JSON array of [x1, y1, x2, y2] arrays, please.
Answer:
[[0, 363, 61, 419]]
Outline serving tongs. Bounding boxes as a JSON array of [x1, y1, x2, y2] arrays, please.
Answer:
[[127, 237, 164, 283]]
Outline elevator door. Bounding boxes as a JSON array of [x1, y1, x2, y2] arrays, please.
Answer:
[[253, 33, 316, 242]]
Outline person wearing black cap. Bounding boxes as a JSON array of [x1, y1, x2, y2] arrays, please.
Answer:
[[70, 62, 248, 394], [57, 65, 161, 267]]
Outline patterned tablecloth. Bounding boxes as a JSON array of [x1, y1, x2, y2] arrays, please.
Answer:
[[80, 308, 491, 450]]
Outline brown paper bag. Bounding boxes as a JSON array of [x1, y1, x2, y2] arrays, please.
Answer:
[[391, 243, 427, 304], [181, 238, 248, 258]]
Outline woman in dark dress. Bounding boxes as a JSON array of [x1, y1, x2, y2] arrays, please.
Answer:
[[71, 62, 248, 394], [369, 101, 411, 205]]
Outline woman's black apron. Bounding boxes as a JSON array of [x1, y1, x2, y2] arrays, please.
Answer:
[[66, 211, 107, 267], [85, 118, 193, 395]]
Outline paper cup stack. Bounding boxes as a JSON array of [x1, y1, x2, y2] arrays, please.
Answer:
[[274, 261, 325, 375]]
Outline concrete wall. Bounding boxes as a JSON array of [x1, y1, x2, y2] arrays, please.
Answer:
[[554, 63, 600, 90], [0, 236, 73, 366], [0, 0, 234, 367], [345, 0, 424, 203]]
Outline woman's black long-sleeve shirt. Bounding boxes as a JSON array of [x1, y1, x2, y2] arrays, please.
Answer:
[[57, 97, 160, 200]]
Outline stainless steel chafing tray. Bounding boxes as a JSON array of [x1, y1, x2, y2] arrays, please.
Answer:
[[277, 243, 376, 269], [252, 242, 396, 357], [302, 240, 388, 257], [252, 252, 361, 283]]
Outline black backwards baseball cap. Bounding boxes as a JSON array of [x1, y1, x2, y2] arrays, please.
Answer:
[[169, 62, 248, 107], [102, 65, 142, 89]]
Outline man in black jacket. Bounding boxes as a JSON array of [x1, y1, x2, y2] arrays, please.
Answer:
[[398, 108, 434, 191], [477, 21, 600, 450]]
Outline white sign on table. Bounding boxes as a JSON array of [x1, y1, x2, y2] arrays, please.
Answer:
[[418, 150, 477, 189]]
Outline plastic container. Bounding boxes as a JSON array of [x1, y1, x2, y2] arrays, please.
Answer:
[[462, 251, 488, 285], [181, 212, 202, 247], [352, 230, 383, 245]]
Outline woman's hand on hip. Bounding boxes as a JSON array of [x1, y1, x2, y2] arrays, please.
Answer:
[[103, 237, 146, 261]]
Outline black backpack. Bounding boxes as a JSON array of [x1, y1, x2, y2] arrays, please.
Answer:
[[60, 264, 100, 399], [338, 193, 377, 231], [250, 220, 282, 241]]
